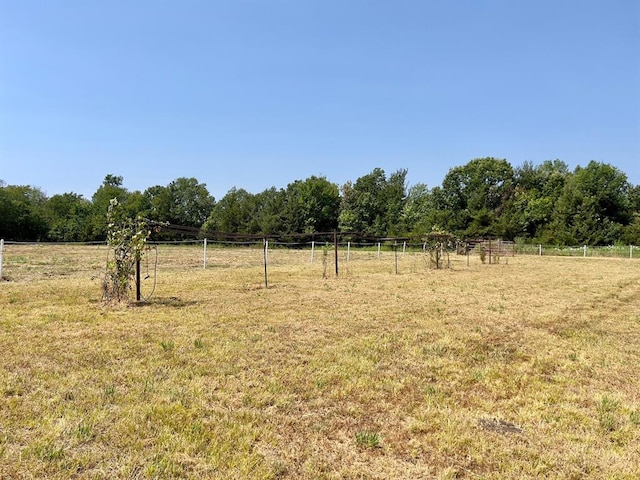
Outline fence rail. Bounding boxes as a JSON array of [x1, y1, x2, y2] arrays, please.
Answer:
[[0, 239, 637, 283], [515, 243, 639, 258]]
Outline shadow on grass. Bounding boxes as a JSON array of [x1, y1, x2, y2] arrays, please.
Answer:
[[133, 297, 199, 308]]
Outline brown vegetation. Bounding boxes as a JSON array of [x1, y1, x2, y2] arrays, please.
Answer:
[[1, 245, 639, 478]]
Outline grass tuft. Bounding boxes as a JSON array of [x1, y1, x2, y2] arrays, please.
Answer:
[[355, 431, 381, 448]]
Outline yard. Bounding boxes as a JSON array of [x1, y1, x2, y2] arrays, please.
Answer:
[[0, 245, 639, 478]]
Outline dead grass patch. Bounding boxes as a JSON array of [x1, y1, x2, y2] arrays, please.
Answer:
[[1, 248, 639, 478]]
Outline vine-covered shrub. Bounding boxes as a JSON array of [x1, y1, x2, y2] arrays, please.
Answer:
[[424, 226, 456, 269], [102, 198, 151, 303]]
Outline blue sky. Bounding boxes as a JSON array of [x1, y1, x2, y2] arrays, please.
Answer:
[[1, 0, 639, 200]]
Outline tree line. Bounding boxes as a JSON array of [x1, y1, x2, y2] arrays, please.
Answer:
[[1, 158, 639, 245]]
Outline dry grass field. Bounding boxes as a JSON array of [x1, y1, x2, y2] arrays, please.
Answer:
[[1, 244, 639, 479]]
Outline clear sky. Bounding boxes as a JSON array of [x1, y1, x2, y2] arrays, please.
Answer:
[[1, 0, 639, 200]]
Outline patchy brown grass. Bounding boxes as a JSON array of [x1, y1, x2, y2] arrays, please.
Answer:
[[1, 245, 639, 479]]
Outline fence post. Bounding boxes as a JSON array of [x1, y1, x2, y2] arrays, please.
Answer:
[[135, 259, 141, 301], [394, 242, 398, 274], [402, 241, 406, 256], [0, 239, 4, 280], [377, 242, 381, 259], [488, 239, 492, 264], [310, 240, 315, 263], [334, 232, 339, 276], [203, 238, 207, 269], [631, 245, 633, 259], [263, 239, 269, 288], [583, 245, 587, 257], [347, 241, 351, 262], [539, 244, 542, 256]]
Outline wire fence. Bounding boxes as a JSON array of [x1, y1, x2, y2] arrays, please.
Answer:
[[515, 243, 639, 258], [0, 239, 638, 283]]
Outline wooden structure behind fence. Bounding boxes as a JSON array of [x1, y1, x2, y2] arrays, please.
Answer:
[[459, 238, 515, 258]]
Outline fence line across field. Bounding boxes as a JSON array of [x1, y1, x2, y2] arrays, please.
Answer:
[[516, 243, 639, 258], [0, 239, 638, 283]]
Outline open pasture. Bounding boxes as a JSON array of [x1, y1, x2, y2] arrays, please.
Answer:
[[1, 244, 639, 479]]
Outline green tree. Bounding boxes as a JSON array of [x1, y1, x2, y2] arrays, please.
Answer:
[[45, 192, 92, 241], [550, 161, 631, 245], [398, 182, 436, 237], [338, 168, 407, 237], [89, 175, 129, 240], [0, 183, 49, 241], [203, 187, 257, 234], [283, 176, 340, 234], [438, 158, 514, 238], [512, 160, 570, 242], [254, 187, 287, 235], [164, 177, 215, 228]]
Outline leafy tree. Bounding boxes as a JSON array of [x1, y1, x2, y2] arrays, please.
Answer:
[[92, 174, 128, 208], [143, 185, 171, 222], [89, 175, 129, 240], [550, 161, 631, 245], [122, 190, 152, 220], [438, 158, 514, 238], [398, 182, 435, 236], [164, 177, 215, 228], [338, 168, 407, 237], [338, 181, 358, 233], [0, 184, 49, 241], [282, 176, 340, 234], [45, 193, 92, 241], [512, 160, 570, 242], [254, 187, 287, 235], [203, 187, 257, 234], [622, 184, 640, 244], [383, 169, 408, 235]]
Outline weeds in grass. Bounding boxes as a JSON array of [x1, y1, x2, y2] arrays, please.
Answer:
[[103, 384, 115, 399], [355, 431, 381, 448], [194, 338, 204, 349], [160, 340, 175, 352], [425, 385, 438, 396], [598, 396, 620, 431], [33, 442, 64, 461], [76, 422, 94, 442]]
